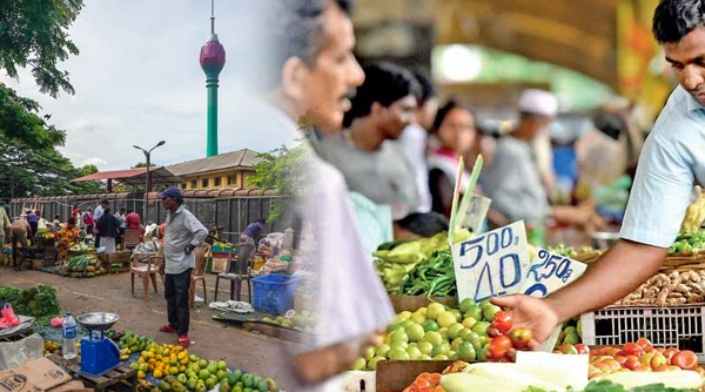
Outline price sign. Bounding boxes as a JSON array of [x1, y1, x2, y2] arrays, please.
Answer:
[[452, 221, 532, 303], [462, 196, 492, 234], [520, 248, 587, 352], [521, 248, 587, 298]]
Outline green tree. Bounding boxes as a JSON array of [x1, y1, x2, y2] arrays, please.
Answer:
[[0, 0, 84, 98], [132, 162, 158, 169], [248, 143, 313, 223]]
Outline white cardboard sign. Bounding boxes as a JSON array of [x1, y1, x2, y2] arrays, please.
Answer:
[[521, 248, 588, 298], [520, 248, 588, 352], [452, 221, 532, 303], [462, 195, 492, 234]]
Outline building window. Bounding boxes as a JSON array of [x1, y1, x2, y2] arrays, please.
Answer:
[[214, 177, 221, 187], [227, 176, 234, 185], [190, 180, 197, 189], [202, 179, 209, 188]]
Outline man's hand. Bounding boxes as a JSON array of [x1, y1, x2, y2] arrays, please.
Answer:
[[491, 295, 559, 349]]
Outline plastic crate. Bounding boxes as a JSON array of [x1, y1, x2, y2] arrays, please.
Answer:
[[581, 305, 705, 363], [252, 274, 301, 315]]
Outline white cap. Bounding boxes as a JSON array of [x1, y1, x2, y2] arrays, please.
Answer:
[[518, 89, 558, 117]]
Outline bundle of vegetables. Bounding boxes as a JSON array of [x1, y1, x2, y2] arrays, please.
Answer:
[[398, 250, 457, 297], [9, 285, 61, 318], [374, 233, 450, 293], [669, 231, 705, 254], [64, 254, 105, 278], [0, 286, 22, 304]]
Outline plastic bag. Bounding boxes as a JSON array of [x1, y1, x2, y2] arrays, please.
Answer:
[[0, 333, 43, 371], [2, 304, 19, 327]]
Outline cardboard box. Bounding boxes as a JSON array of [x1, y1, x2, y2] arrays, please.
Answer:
[[375, 360, 454, 392], [389, 295, 458, 313], [47, 380, 87, 392], [0, 357, 72, 392]]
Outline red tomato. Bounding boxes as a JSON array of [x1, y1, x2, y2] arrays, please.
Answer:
[[574, 343, 590, 355], [671, 350, 699, 370], [491, 311, 513, 334], [624, 355, 641, 371], [489, 336, 513, 360], [621, 343, 643, 356], [663, 348, 679, 363], [508, 327, 532, 349], [635, 338, 654, 353]]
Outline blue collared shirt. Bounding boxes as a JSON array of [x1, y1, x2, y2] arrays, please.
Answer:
[[620, 85, 705, 248]]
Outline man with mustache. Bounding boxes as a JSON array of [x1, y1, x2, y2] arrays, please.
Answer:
[[232, 0, 395, 390], [494, 0, 705, 348]]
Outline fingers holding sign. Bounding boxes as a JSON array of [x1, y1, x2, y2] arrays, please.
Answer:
[[491, 294, 560, 351]]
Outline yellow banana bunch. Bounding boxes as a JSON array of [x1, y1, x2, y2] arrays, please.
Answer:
[[680, 192, 705, 235]]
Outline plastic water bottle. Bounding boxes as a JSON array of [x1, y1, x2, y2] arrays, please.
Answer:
[[62, 312, 77, 360]]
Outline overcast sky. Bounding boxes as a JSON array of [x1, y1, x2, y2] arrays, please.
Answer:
[[1, 0, 291, 171]]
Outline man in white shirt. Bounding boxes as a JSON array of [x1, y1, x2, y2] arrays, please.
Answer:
[[398, 70, 438, 213], [232, 0, 395, 390], [494, 0, 705, 347], [92, 199, 108, 247]]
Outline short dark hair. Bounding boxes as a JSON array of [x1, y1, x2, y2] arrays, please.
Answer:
[[395, 212, 449, 237], [593, 109, 626, 141], [653, 0, 705, 43], [412, 70, 436, 105], [254, 218, 266, 224], [235, 0, 353, 90], [68, 217, 75, 225], [343, 62, 421, 127], [100, 199, 109, 205], [432, 99, 474, 133]]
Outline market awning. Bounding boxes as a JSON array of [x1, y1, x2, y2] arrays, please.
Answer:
[[71, 167, 184, 188]]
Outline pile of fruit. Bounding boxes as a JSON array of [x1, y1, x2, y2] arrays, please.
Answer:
[[131, 342, 278, 392], [555, 319, 582, 349], [61, 254, 106, 278], [260, 310, 322, 334], [351, 298, 504, 370], [119, 333, 155, 360], [587, 339, 703, 379], [43, 340, 61, 355]]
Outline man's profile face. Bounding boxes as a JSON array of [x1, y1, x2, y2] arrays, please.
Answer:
[[665, 27, 705, 105], [378, 95, 417, 140], [299, 2, 365, 135]]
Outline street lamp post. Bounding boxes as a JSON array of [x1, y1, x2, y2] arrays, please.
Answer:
[[133, 140, 166, 221]]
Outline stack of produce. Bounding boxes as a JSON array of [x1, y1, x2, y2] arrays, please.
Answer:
[[398, 250, 456, 297], [119, 333, 155, 362], [668, 231, 705, 255], [587, 339, 702, 379], [554, 319, 582, 349], [132, 341, 278, 392], [61, 254, 106, 278], [614, 269, 705, 306], [351, 299, 503, 370], [0, 285, 61, 318], [260, 310, 322, 334], [374, 233, 451, 294], [398, 358, 704, 392]]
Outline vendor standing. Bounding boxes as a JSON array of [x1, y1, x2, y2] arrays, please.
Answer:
[[10, 215, 32, 270], [157, 187, 207, 348], [495, 0, 705, 346], [96, 208, 121, 252]]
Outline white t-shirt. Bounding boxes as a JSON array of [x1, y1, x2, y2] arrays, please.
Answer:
[[398, 123, 432, 212], [620, 86, 705, 248]]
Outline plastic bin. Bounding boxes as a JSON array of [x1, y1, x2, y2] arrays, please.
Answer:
[[581, 305, 705, 363], [253, 274, 301, 315]]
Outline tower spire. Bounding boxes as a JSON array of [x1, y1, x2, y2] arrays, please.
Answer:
[[200, 0, 226, 157]]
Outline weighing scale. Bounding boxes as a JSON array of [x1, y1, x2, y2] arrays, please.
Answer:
[[75, 312, 121, 377]]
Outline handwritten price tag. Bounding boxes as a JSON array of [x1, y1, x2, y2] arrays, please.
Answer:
[[520, 248, 587, 352], [521, 248, 587, 298], [452, 221, 532, 303]]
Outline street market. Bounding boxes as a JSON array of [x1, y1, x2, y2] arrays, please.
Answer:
[[6, 0, 705, 391]]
